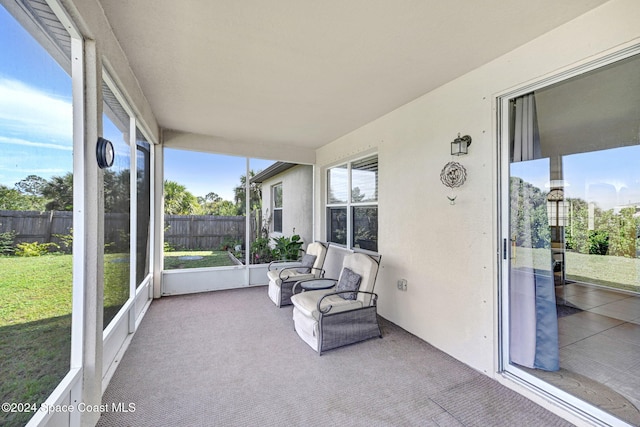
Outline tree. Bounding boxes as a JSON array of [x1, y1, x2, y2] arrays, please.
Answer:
[[163, 180, 200, 215], [351, 187, 365, 202], [233, 170, 262, 215], [104, 169, 130, 213], [210, 200, 238, 216], [0, 184, 34, 211], [14, 175, 47, 197], [198, 192, 222, 205], [597, 207, 637, 257], [197, 192, 234, 215], [510, 177, 549, 248], [0, 182, 47, 211], [41, 173, 74, 211]]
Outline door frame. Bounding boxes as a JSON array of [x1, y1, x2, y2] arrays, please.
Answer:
[[496, 44, 640, 427]]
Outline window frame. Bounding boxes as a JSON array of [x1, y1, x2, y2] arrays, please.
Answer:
[[272, 182, 283, 233], [325, 154, 378, 251], [0, 2, 85, 426]]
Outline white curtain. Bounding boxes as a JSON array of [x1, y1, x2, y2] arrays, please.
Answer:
[[512, 93, 541, 162], [509, 92, 558, 371]]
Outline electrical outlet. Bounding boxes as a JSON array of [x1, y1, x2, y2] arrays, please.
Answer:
[[397, 279, 407, 291]]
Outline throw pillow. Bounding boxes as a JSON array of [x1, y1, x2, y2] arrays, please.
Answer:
[[336, 267, 361, 300], [296, 254, 317, 273]]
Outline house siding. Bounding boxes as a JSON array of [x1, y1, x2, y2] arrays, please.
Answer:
[[262, 165, 314, 249]]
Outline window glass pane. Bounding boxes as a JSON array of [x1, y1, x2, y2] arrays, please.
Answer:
[[273, 184, 282, 208], [164, 150, 248, 269], [0, 5, 73, 425], [272, 183, 283, 232], [136, 130, 151, 286], [327, 207, 347, 245], [326, 157, 378, 250], [352, 156, 378, 203], [327, 164, 348, 204], [353, 206, 378, 251], [273, 209, 283, 233], [102, 82, 131, 329]]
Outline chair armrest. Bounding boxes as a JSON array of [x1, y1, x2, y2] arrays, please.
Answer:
[[279, 266, 324, 281], [268, 260, 302, 271], [317, 291, 378, 314]]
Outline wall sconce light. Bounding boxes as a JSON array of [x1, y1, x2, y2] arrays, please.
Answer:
[[96, 137, 115, 169], [451, 133, 472, 156]]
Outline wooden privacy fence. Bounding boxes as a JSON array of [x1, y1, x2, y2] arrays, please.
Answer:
[[0, 210, 74, 248], [164, 214, 257, 250], [1, 210, 257, 251], [0, 210, 129, 250]]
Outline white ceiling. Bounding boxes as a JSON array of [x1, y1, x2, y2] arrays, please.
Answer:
[[99, 0, 608, 149], [537, 53, 640, 158]]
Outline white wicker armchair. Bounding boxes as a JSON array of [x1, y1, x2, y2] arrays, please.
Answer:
[[290, 252, 382, 354], [267, 241, 328, 307]]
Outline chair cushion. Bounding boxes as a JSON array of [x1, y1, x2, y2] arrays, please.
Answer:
[[267, 269, 281, 281], [336, 267, 361, 300], [296, 254, 317, 273], [291, 289, 362, 320], [268, 269, 315, 285]]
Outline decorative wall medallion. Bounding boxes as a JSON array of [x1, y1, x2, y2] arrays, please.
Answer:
[[440, 161, 467, 188]]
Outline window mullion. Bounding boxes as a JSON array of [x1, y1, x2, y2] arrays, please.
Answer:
[[345, 162, 353, 248]]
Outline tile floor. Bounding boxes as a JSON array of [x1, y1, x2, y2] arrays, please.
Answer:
[[556, 282, 640, 409]]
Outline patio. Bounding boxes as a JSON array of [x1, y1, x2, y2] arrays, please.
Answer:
[[97, 286, 571, 427], [2, 1, 640, 426]]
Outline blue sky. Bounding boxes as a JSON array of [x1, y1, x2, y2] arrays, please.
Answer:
[[164, 149, 274, 200], [511, 145, 640, 210], [0, 6, 73, 187]]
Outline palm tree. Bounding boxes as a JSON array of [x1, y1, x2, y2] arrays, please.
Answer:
[[163, 180, 200, 215], [233, 171, 262, 215], [42, 173, 74, 211]]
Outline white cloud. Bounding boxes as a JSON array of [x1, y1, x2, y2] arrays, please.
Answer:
[[0, 77, 72, 141], [0, 135, 72, 151]]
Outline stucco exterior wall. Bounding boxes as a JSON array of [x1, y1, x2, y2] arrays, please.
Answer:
[[262, 165, 314, 248], [315, 0, 640, 379]]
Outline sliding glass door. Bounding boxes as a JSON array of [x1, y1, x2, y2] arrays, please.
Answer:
[[501, 52, 640, 425]]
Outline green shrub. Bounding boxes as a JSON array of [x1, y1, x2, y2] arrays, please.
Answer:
[[250, 236, 276, 264], [272, 234, 303, 261], [15, 241, 59, 257], [0, 230, 16, 255], [588, 230, 609, 255], [219, 236, 241, 251], [53, 229, 73, 253]]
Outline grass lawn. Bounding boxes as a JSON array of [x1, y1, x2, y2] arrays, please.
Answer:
[[0, 253, 131, 427], [163, 250, 236, 269], [512, 247, 640, 292], [0, 254, 72, 427]]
